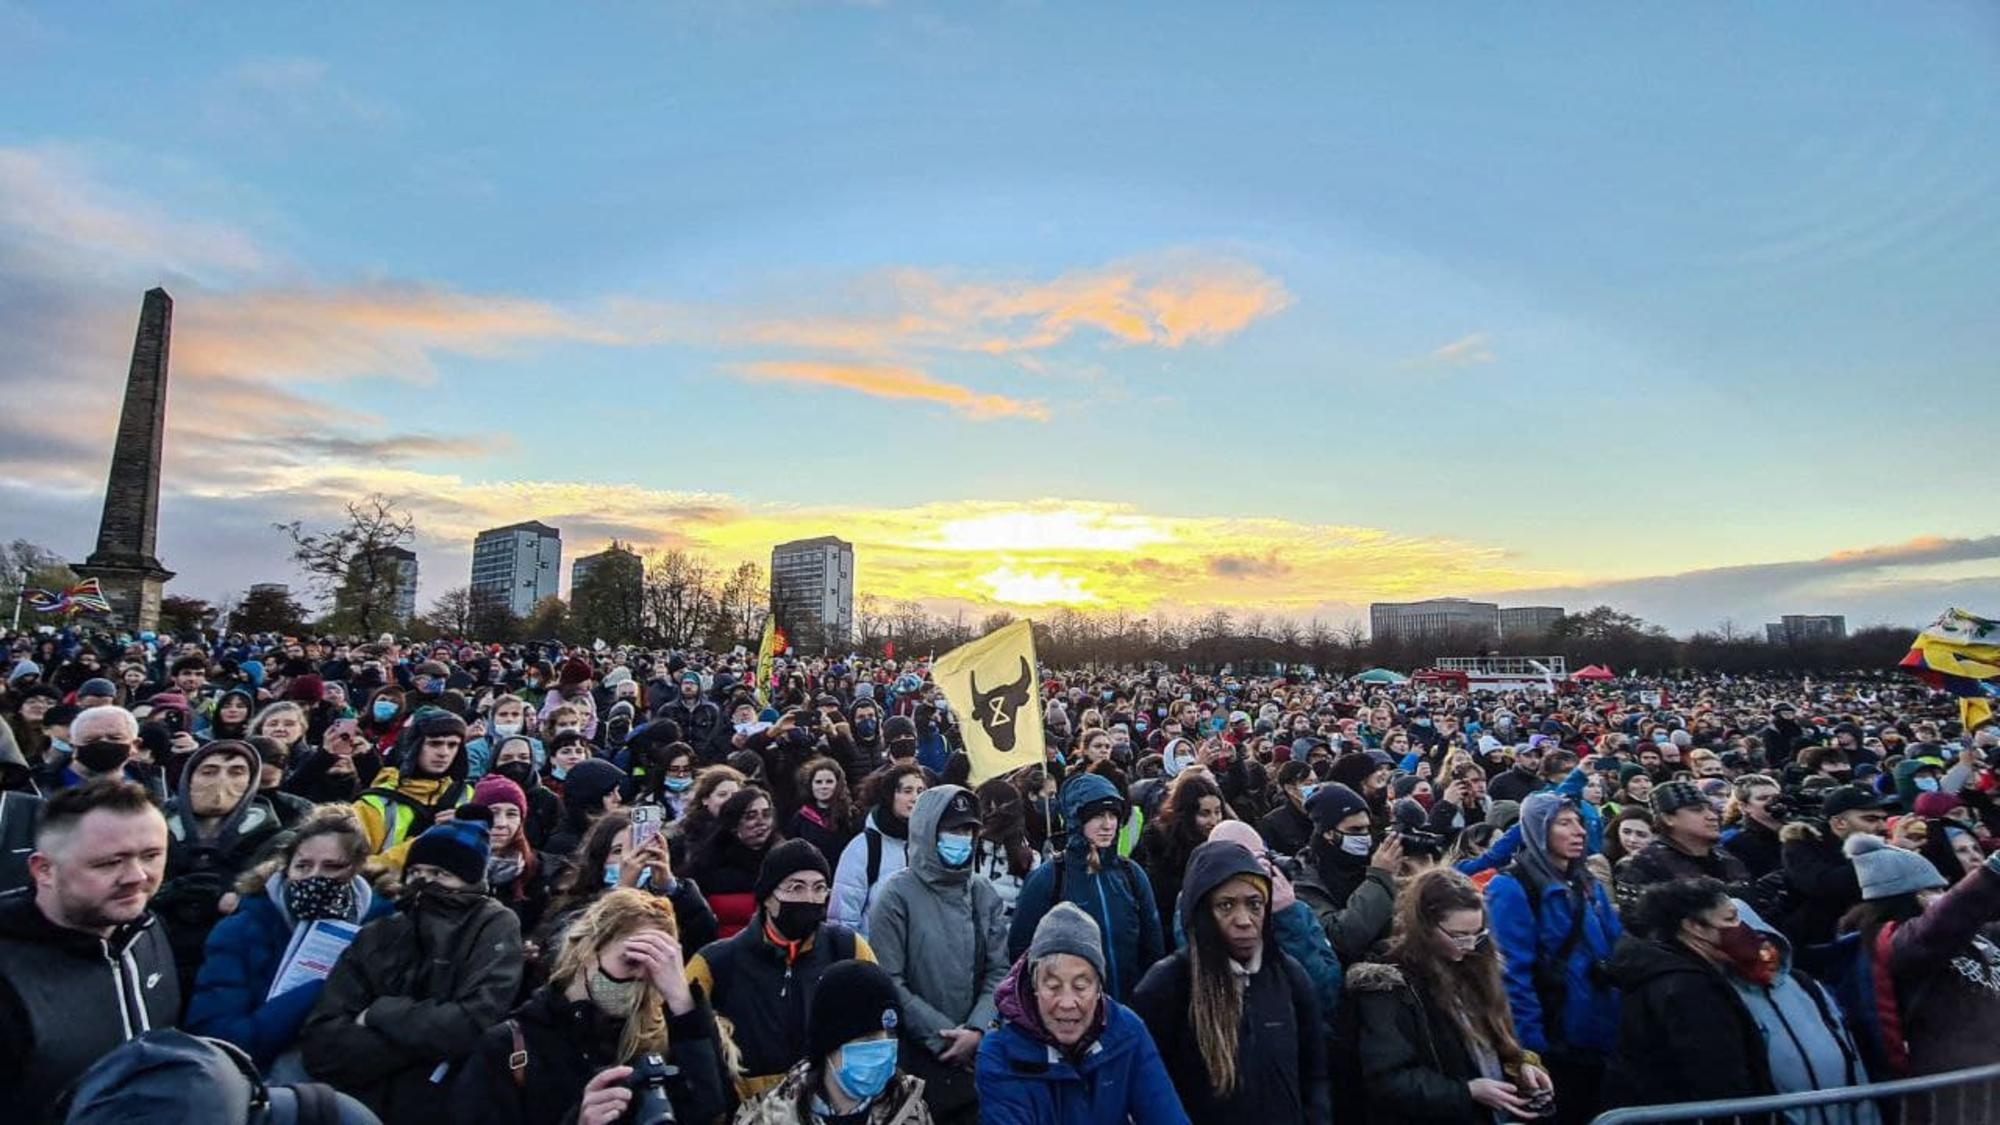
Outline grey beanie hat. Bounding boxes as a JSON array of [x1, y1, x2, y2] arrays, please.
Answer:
[[1844, 832, 1947, 900], [1027, 901, 1107, 983]]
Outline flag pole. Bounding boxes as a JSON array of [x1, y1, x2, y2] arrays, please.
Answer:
[[10, 566, 26, 632]]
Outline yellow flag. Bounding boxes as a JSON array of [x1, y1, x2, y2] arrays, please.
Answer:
[[755, 615, 777, 708], [933, 619, 1044, 785]]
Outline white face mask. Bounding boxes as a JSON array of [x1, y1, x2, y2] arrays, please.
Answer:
[[1340, 833, 1374, 856], [493, 721, 523, 737]]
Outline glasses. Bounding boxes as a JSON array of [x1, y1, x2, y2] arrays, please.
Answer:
[[1439, 925, 1488, 951], [776, 879, 830, 900]]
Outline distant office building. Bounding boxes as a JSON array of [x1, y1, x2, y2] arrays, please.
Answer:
[[1500, 606, 1565, 638], [571, 544, 643, 599], [248, 582, 291, 599], [472, 521, 561, 617], [771, 536, 854, 651], [336, 545, 418, 625], [1765, 614, 1847, 644], [1370, 598, 1501, 643]]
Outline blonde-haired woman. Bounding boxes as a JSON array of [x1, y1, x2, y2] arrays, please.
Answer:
[[453, 888, 730, 1125], [1347, 868, 1554, 1124]]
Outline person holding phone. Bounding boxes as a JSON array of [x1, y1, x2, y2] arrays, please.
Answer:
[[1347, 868, 1555, 1124]]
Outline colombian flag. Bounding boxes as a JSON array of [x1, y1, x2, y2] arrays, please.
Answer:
[[1900, 608, 2000, 731]]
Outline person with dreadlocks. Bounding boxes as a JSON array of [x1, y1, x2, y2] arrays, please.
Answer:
[[1130, 840, 1329, 1125]]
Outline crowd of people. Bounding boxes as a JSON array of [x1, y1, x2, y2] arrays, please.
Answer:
[[4, 623, 2000, 1124]]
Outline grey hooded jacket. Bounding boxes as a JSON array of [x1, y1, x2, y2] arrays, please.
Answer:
[[867, 784, 1011, 1052]]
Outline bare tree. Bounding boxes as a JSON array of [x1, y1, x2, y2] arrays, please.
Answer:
[[643, 548, 718, 648], [714, 559, 768, 650], [423, 586, 476, 636], [276, 495, 415, 635]]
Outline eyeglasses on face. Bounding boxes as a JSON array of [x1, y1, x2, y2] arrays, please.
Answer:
[[1438, 924, 1488, 950]]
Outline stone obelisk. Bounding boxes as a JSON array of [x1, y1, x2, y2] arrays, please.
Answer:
[[76, 288, 176, 631]]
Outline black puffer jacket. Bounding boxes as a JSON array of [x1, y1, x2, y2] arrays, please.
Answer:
[[449, 982, 731, 1125], [1613, 837, 1753, 919], [1602, 936, 1774, 1122], [301, 886, 524, 1125]]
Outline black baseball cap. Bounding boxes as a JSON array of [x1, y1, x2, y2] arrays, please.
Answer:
[[1822, 785, 1892, 819]]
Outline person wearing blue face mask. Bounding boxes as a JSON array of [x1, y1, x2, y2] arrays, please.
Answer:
[[733, 958, 928, 1124], [866, 785, 1010, 1123]]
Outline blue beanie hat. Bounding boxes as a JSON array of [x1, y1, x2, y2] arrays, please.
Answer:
[[406, 805, 492, 887]]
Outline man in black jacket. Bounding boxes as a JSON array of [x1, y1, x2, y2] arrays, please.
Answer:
[[0, 779, 177, 1123], [1778, 784, 1890, 946], [1614, 781, 1755, 919], [301, 808, 523, 1125]]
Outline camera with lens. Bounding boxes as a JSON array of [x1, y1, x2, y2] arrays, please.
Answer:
[[624, 1052, 679, 1124], [1261, 850, 1301, 881], [1396, 826, 1449, 859]]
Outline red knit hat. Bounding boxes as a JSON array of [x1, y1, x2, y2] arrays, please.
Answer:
[[472, 774, 528, 816], [558, 657, 594, 687]]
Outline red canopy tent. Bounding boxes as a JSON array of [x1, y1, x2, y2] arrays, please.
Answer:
[[1572, 664, 1615, 682]]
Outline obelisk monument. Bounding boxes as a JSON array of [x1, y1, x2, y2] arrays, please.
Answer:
[[76, 288, 176, 631]]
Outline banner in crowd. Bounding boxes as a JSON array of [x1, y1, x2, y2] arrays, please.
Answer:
[[755, 615, 779, 707], [1900, 607, 2000, 730], [932, 618, 1044, 784], [21, 577, 112, 616]]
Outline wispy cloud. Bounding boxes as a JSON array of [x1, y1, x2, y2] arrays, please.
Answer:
[[736, 361, 1050, 420], [1411, 332, 1496, 369], [206, 56, 399, 132]]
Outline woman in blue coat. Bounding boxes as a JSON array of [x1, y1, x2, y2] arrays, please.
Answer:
[[185, 803, 395, 1073], [1006, 772, 1164, 1001], [978, 903, 1188, 1125], [1486, 791, 1621, 1125]]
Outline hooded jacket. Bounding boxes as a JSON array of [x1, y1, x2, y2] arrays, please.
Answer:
[[1603, 934, 1775, 1117], [832, 809, 911, 938], [1129, 843, 1329, 1125], [867, 785, 1012, 1053], [0, 889, 181, 1123], [1005, 773, 1165, 1002], [1486, 794, 1622, 1057], [184, 870, 395, 1068], [354, 716, 472, 863], [1725, 901, 1877, 1125], [300, 884, 524, 1125], [975, 956, 1189, 1125], [154, 740, 285, 999]]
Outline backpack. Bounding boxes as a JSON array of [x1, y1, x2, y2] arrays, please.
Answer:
[[1520, 877, 1592, 1051]]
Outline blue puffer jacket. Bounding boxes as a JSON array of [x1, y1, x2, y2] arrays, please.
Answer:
[[1006, 774, 1164, 1001], [184, 873, 394, 1068], [1487, 870, 1622, 1057], [976, 970, 1188, 1125]]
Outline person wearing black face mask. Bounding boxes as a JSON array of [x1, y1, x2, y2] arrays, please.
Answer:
[[1292, 782, 1400, 964], [686, 839, 879, 1101]]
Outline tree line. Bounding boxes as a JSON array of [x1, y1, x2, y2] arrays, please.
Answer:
[[2, 511, 1928, 677]]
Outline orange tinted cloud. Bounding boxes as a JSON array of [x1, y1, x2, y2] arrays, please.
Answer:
[[741, 254, 1292, 357], [176, 284, 611, 384], [737, 360, 1050, 421]]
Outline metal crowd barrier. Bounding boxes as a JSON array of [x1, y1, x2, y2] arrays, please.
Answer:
[[1588, 1062, 2000, 1125]]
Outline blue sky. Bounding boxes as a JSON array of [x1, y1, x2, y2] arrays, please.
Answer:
[[2, 2, 1996, 631]]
